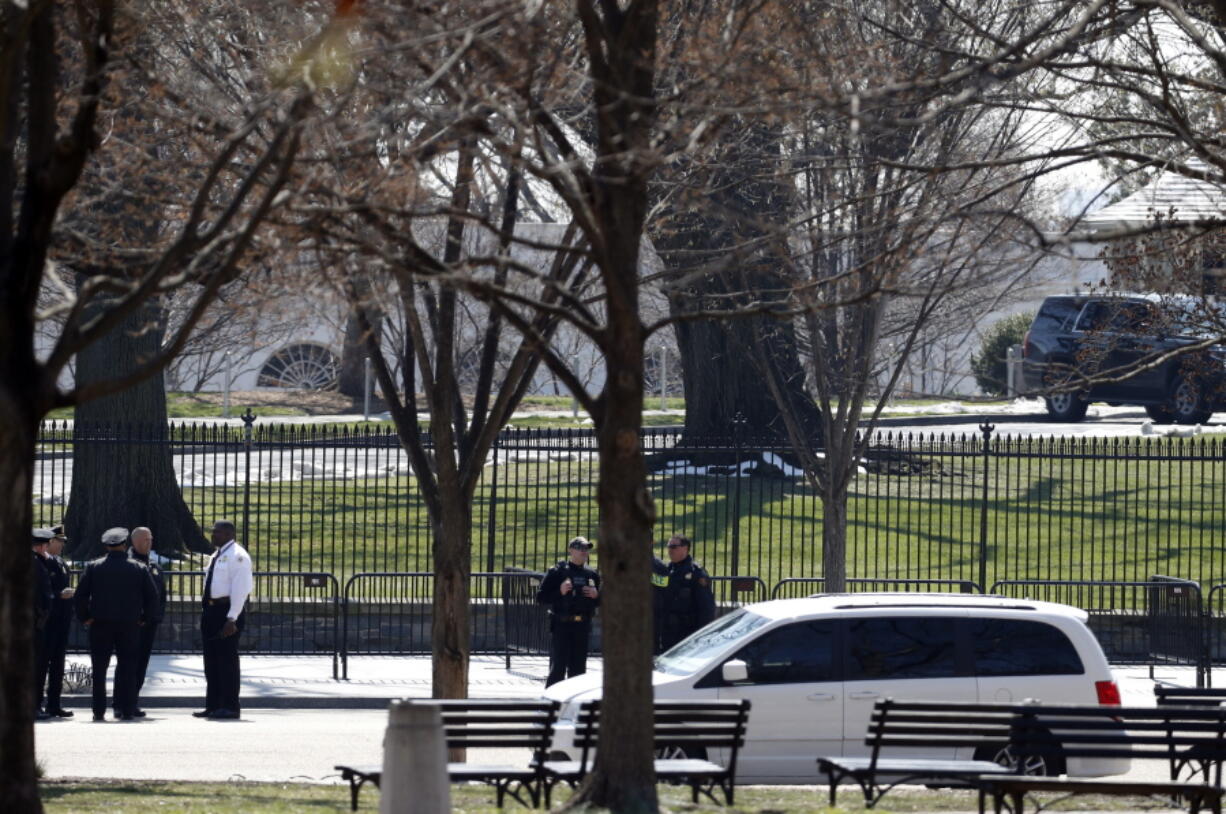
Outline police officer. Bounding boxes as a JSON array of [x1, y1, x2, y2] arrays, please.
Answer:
[[195, 520, 253, 720], [74, 527, 158, 721], [31, 529, 56, 720], [536, 536, 601, 687], [38, 528, 75, 717], [121, 526, 165, 718], [652, 535, 716, 653]]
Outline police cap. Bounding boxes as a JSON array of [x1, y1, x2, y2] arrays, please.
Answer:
[[568, 536, 593, 551], [32, 528, 54, 545], [101, 527, 130, 546]]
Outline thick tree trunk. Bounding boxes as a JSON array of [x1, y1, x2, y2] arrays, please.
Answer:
[[0, 352, 45, 813], [651, 123, 821, 447], [337, 304, 381, 400], [63, 298, 207, 559], [430, 490, 472, 701]]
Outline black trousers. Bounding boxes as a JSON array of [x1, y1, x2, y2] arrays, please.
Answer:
[[201, 604, 244, 712], [545, 621, 591, 687], [38, 608, 71, 710], [89, 619, 140, 717], [115, 621, 158, 712]]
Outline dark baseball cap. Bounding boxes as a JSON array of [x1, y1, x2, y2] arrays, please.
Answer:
[[568, 536, 593, 551]]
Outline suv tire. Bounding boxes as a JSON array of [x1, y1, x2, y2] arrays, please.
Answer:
[[1171, 377, 1213, 425], [1044, 391, 1088, 422]]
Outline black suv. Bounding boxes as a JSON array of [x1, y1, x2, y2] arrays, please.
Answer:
[[1021, 295, 1226, 423]]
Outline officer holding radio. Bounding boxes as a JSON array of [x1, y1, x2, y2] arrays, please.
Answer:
[[537, 536, 600, 687]]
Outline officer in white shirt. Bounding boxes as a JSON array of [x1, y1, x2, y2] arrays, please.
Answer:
[[193, 520, 253, 720]]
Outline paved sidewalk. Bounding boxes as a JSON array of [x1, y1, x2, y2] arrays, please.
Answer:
[[57, 652, 556, 709]]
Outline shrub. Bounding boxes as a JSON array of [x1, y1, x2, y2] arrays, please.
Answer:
[[971, 313, 1033, 396]]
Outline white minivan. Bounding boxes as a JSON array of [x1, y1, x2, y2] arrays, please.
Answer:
[[544, 593, 1126, 784]]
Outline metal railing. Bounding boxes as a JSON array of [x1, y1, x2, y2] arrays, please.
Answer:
[[340, 571, 530, 679], [35, 422, 1226, 595]]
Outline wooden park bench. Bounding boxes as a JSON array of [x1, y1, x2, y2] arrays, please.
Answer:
[[542, 698, 750, 807], [1156, 685, 1226, 781], [977, 704, 1226, 814], [334, 698, 559, 810], [816, 699, 1019, 808]]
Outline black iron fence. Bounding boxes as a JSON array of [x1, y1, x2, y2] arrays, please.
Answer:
[[38, 420, 1226, 676], [34, 422, 1226, 592]]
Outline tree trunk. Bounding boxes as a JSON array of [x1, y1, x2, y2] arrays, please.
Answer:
[[431, 489, 471, 702], [337, 304, 381, 400], [569, 332, 658, 813], [63, 297, 207, 560], [650, 122, 821, 447], [0, 340, 45, 813], [821, 480, 849, 593]]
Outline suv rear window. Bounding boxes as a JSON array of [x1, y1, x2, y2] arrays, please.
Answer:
[[1032, 298, 1081, 333], [970, 618, 1084, 676]]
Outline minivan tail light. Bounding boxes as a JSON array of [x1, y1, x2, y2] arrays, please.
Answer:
[[1022, 330, 1032, 357], [1095, 680, 1121, 706]]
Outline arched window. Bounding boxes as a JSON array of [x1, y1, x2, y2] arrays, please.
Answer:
[[257, 343, 339, 390]]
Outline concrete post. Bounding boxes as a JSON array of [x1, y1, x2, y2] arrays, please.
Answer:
[[1006, 344, 1023, 398], [380, 700, 449, 814]]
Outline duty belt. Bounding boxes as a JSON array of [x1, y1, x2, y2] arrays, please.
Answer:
[[205, 597, 231, 606], [557, 614, 588, 622]]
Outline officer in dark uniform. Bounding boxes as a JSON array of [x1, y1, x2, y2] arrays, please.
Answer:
[[74, 527, 158, 721], [536, 536, 601, 687], [652, 535, 716, 653], [121, 526, 165, 718], [38, 528, 75, 717], [31, 529, 55, 720]]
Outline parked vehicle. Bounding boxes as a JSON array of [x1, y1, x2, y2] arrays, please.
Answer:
[[1021, 294, 1226, 423], [543, 593, 1126, 784]]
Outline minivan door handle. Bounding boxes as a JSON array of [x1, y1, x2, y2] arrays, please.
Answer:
[[806, 693, 836, 702], [848, 691, 880, 701]]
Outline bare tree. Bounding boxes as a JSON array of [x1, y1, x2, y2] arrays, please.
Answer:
[[0, 1, 317, 807]]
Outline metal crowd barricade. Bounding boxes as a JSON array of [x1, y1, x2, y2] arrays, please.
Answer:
[[990, 578, 1207, 685], [502, 568, 548, 671], [67, 568, 341, 678], [340, 571, 529, 679], [769, 577, 983, 599], [706, 575, 769, 615], [1206, 584, 1226, 688]]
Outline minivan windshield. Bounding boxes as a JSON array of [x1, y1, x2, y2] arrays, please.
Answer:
[[654, 609, 770, 676]]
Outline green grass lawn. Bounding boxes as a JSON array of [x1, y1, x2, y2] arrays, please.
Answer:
[[38, 779, 1167, 813], [118, 432, 1224, 603]]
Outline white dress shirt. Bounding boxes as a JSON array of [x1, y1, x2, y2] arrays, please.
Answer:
[[205, 540, 254, 620]]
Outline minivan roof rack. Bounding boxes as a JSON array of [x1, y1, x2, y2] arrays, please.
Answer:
[[831, 601, 1039, 611]]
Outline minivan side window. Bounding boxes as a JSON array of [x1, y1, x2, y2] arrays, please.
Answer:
[[846, 617, 958, 680], [970, 618, 1084, 676], [728, 621, 837, 685]]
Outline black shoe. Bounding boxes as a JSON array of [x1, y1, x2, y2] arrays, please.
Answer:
[[47, 708, 74, 718], [207, 708, 240, 720], [93, 713, 106, 722], [191, 709, 215, 718], [131, 709, 146, 718], [35, 708, 51, 721], [118, 713, 136, 721]]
